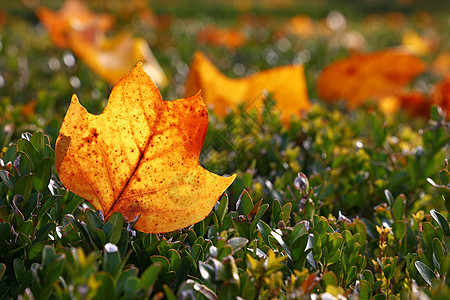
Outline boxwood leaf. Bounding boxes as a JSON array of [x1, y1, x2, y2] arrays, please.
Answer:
[[415, 261, 437, 287], [430, 210, 450, 237], [33, 158, 52, 192]]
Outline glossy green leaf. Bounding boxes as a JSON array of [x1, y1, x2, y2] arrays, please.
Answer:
[[12, 173, 35, 201], [430, 210, 450, 237], [392, 220, 406, 241], [17, 138, 40, 168], [103, 212, 124, 245], [415, 261, 437, 287], [168, 249, 181, 272], [392, 194, 406, 221], [139, 262, 162, 289], [359, 279, 372, 299], [33, 158, 52, 191], [384, 189, 394, 207], [29, 131, 45, 156], [236, 189, 253, 216]]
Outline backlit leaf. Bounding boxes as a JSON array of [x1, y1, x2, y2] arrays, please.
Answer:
[[36, 0, 114, 48], [69, 31, 168, 88], [55, 62, 236, 233], [185, 51, 310, 124], [317, 48, 426, 108]]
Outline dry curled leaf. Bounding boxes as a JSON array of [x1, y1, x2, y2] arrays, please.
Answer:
[[185, 52, 310, 124], [36, 0, 114, 48], [69, 31, 167, 88], [317, 48, 426, 108], [55, 62, 236, 233]]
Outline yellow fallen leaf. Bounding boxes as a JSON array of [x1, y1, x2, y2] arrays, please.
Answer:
[[185, 52, 310, 124], [36, 0, 114, 48], [69, 31, 167, 88], [55, 62, 235, 233], [317, 48, 426, 108], [402, 29, 436, 56]]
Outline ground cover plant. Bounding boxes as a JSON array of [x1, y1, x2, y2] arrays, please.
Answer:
[[0, 0, 449, 299]]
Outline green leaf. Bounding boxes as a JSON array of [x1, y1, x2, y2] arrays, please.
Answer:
[[281, 202, 292, 222], [236, 189, 253, 216], [86, 209, 104, 229], [430, 210, 450, 237], [216, 194, 229, 224], [0, 170, 14, 191], [271, 229, 292, 260], [361, 269, 374, 284], [168, 249, 181, 272], [38, 195, 63, 222], [359, 279, 372, 299], [0, 263, 5, 282], [163, 284, 177, 300], [13, 259, 25, 282], [115, 269, 138, 298], [250, 203, 269, 238], [45, 259, 66, 285], [432, 238, 445, 266], [421, 222, 438, 250], [33, 158, 52, 192], [12, 173, 35, 202], [415, 261, 437, 287], [322, 271, 337, 286], [34, 222, 57, 243], [346, 265, 357, 284], [271, 199, 282, 225], [288, 221, 309, 245], [103, 243, 122, 276], [139, 262, 162, 289], [392, 221, 406, 241], [353, 219, 367, 246], [150, 255, 170, 273], [227, 237, 248, 253], [94, 272, 115, 300], [41, 245, 57, 266], [30, 131, 45, 156], [17, 138, 40, 167], [384, 189, 394, 207], [103, 212, 124, 245], [392, 194, 405, 221]]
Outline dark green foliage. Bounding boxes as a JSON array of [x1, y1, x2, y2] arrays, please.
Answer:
[[0, 106, 448, 298]]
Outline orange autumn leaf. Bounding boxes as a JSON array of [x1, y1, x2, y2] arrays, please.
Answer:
[[185, 52, 310, 124], [283, 14, 315, 38], [69, 31, 168, 88], [317, 49, 426, 108], [431, 76, 450, 118], [196, 25, 246, 49], [379, 91, 431, 117], [55, 62, 236, 233], [401, 29, 438, 56], [432, 52, 450, 76], [36, 0, 114, 48]]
